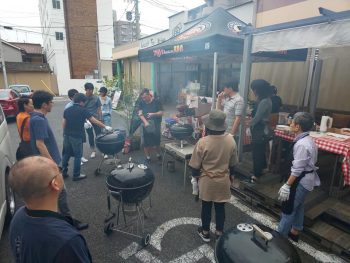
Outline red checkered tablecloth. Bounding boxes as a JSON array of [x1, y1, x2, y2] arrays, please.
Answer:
[[274, 130, 350, 186]]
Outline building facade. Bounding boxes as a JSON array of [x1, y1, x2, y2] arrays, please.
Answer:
[[39, 0, 114, 95], [113, 10, 136, 47]]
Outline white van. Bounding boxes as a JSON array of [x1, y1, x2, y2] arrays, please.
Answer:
[[0, 105, 16, 238]]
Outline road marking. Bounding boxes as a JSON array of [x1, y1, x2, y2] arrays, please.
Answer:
[[150, 217, 216, 251], [169, 244, 215, 263], [228, 195, 346, 263], [135, 249, 163, 263], [119, 217, 216, 261], [119, 242, 140, 260]]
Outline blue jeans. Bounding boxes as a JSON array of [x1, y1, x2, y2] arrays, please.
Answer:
[[102, 114, 111, 126], [62, 135, 83, 178], [278, 184, 309, 236]]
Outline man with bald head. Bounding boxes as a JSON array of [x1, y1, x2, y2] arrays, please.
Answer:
[[9, 156, 92, 263]]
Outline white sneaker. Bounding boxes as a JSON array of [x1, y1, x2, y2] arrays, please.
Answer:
[[81, 162, 84, 165], [81, 157, 88, 163], [90, 151, 96, 158], [104, 154, 108, 159]]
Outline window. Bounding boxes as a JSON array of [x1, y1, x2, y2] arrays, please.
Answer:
[[52, 0, 60, 9], [55, 32, 63, 40]]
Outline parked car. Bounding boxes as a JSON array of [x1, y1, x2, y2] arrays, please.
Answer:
[[0, 89, 20, 118], [9, 84, 33, 97], [0, 105, 16, 238]]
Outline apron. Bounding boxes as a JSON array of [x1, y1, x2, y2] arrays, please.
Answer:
[[281, 133, 313, 215]]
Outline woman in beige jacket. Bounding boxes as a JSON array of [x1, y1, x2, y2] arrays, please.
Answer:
[[189, 110, 238, 242]]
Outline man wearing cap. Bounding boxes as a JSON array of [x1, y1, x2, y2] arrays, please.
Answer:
[[189, 110, 238, 242], [84, 82, 102, 158]]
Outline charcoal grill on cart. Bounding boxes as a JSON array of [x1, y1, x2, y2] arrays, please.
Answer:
[[104, 158, 154, 247], [169, 123, 194, 148], [94, 129, 126, 175]]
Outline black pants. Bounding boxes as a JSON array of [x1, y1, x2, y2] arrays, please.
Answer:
[[201, 201, 225, 232], [252, 140, 267, 178], [86, 123, 101, 149]]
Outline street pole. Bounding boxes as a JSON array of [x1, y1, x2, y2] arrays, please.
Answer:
[[0, 29, 9, 89], [134, 0, 140, 39], [96, 31, 101, 79]]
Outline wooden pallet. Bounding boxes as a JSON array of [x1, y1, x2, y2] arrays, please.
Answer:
[[306, 221, 350, 258]]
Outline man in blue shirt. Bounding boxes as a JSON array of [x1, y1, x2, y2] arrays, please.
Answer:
[[9, 156, 92, 263], [62, 93, 112, 181], [30, 90, 88, 230], [277, 112, 320, 242]]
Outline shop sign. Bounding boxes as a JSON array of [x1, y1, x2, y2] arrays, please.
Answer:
[[175, 22, 211, 41], [153, 45, 184, 57]]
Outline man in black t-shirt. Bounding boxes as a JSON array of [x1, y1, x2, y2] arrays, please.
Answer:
[[9, 156, 92, 263], [62, 93, 112, 181], [137, 88, 163, 163]]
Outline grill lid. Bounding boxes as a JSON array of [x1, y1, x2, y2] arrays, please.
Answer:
[[215, 224, 301, 263], [169, 123, 194, 139], [107, 160, 154, 189]]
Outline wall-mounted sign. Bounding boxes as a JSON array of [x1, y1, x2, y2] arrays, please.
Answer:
[[175, 22, 211, 41], [153, 44, 184, 58]]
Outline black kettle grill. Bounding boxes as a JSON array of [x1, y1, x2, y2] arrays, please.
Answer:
[[215, 223, 301, 263], [104, 159, 154, 247], [169, 123, 194, 148], [94, 129, 126, 175]]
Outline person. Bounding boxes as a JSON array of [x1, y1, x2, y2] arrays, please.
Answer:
[[65, 88, 78, 110], [15, 96, 34, 160], [62, 93, 112, 181], [137, 88, 164, 163], [65, 88, 88, 165], [99, 86, 112, 158], [9, 156, 92, 262], [29, 90, 88, 230], [277, 112, 320, 242], [189, 110, 238, 242], [84, 82, 102, 159], [270, 85, 283, 113], [216, 81, 244, 189], [99, 86, 112, 128], [249, 79, 272, 183]]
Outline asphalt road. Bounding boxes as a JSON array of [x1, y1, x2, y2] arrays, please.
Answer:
[[0, 99, 338, 262]]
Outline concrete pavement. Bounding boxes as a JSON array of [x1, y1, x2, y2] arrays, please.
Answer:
[[0, 100, 341, 262]]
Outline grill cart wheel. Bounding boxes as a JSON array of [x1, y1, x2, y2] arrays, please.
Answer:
[[104, 222, 114, 236], [95, 168, 101, 176], [141, 233, 151, 247]]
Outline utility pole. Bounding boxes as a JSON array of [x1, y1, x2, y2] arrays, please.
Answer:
[[0, 26, 13, 89], [134, 0, 140, 40], [96, 31, 101, 79]]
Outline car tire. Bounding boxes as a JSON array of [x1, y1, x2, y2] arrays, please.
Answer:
[[4, 171, 16, 226]]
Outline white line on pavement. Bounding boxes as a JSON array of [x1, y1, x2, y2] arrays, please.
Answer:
[[228, 195, 346, 263], [169, 244, 215, 263], [150, 217, 216, 251]]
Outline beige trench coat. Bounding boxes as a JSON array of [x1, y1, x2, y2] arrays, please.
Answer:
[[189, 133, 238, 202]]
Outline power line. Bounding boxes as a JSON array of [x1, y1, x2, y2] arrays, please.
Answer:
[[143, 0, 178, 13]]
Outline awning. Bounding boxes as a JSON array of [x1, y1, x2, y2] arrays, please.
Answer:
[[138, 8, 246, 62], [253, 18, 350, 53]]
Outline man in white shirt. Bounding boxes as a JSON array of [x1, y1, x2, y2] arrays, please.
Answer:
[[216, 81, 244, 188]]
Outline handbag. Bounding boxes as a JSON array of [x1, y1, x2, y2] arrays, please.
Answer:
[[16, 117, 33, 160]]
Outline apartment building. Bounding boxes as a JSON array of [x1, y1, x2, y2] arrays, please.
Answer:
[[39, 0, 114, 95]]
